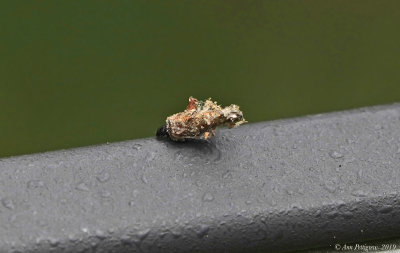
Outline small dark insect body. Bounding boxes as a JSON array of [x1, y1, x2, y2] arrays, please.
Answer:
[[156, 125, 168, 138]]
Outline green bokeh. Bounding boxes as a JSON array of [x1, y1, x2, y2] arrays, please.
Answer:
[[1, 1, 400, 157]]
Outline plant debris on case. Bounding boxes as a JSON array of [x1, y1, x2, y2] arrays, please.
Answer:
[[156, 97, 246, 141]]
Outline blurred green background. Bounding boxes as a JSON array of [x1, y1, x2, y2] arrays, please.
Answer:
[[1, 0, 400, 158]]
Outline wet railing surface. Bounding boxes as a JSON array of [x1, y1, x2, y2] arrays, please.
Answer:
[[1, 104, 400, 252]]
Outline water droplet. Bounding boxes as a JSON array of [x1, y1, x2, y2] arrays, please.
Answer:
[[96, 172, 110, 183], [27, 180, 45, 189], [171, 229, 181, 238], [145, 152, 156, 162], [95, 230, 106, 240], [194, 224, 209, 238], [379, 205, 393, 214], [121, 235, 131, 244], [174, 151, 184, 161], [286, 190, 294, 196], [128, 201, 135, 207], [90, 239, 98, 248], [202, 192, 214, 202], [121, 230, 148, 246], [327, 210, 339, 219], [76, 182, 90, 191], [342, 211, 353, 219], [358, 169, 363, 179], [351, 190, 367, 197], [132, 144, 142, 150], [222, 170, 232, 179], [1, 198, 15, 210], [49, 238, 59, 247], [132, 229, 150, 245], [329, 151, 343, 159], [323, 182, 337, 193], [342, 211, 353, 220], [132, 189, 139, 197], [159, 231, 168, 239], [98, 190, 111, 198], [141, 174, 148, 184]]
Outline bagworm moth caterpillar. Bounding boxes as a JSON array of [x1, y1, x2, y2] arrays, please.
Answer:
[[157, 97, 246, 141]]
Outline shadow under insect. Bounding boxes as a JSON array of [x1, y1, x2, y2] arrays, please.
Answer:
[[156, 124, 211, 144]]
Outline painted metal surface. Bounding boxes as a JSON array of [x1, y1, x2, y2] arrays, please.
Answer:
[[1, 104, 400, 252]]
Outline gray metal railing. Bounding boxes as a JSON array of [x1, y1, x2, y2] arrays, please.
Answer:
[[1, 103, 400, 252]]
